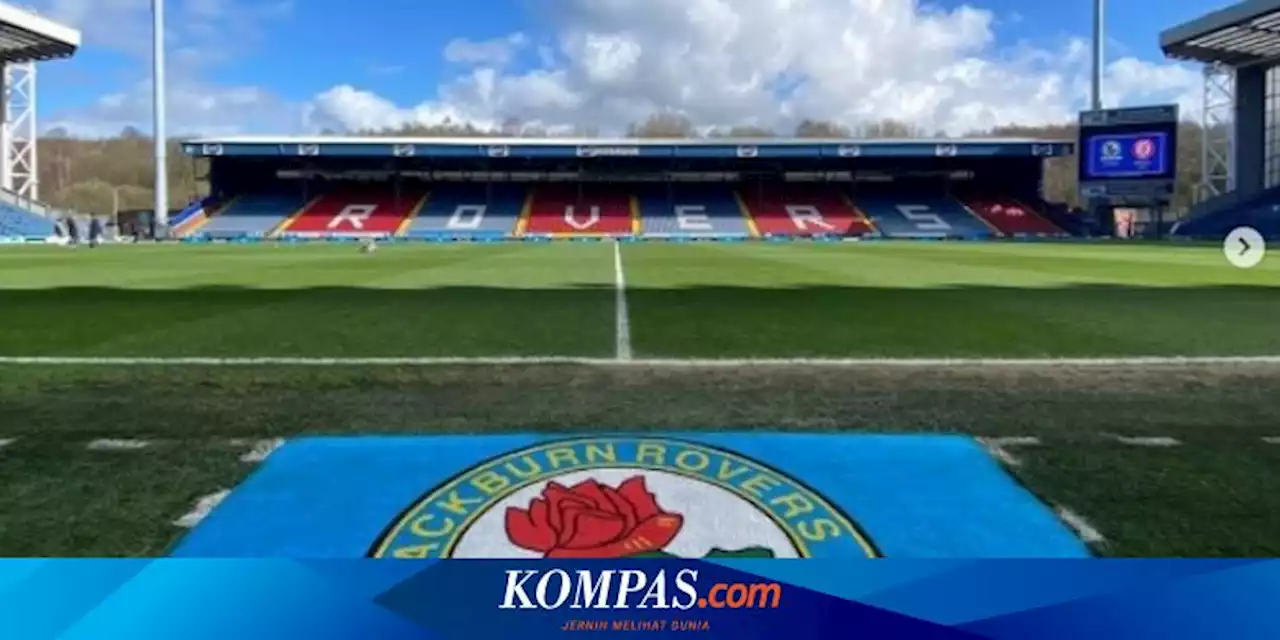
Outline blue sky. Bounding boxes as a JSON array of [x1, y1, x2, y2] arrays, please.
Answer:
[[27, 0, 1227, 137]]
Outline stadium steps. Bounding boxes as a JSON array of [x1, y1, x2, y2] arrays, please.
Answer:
[[393, 192, 430, 237], [1008, 198, 1068, 235], [1030, 198, 1085, 236], [513, 189, 535, 236], [960, 196, 1066, 237], [730, 191, 762, 237], [268, 196, 324, 238], [170, 199, 208, 228], [957, 201, 1006, 237], [836, 191, 882, 237], [172, 198, 222, 238]]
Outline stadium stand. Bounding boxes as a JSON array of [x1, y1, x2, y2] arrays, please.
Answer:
[[1161, 1, 1280, 241], [179, 137, 1080, 242], [1174, 191, 1280, 238], [1033, 199, 1086, 236], [638, 185, 753, 237], [177, 183, 1090, 241], [278, 189, 426, 238], [523, 185, 635, 236], [406, 185, 524, 239], [854, 186, 994, 239], [740, 184, 875, 237], [169, 198, 212, 234], [197, 194, 305, 239], [1173, 187, 1280, 239], [960, 196, 1066, 236], [0, 200, 55, 239]]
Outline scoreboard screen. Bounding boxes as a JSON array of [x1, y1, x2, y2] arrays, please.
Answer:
[[1077, 105, 1178, 204], [1082, 130, 1172, 180]]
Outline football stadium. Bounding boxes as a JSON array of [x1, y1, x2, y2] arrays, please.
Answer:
[[1, 1, 1279, 562]]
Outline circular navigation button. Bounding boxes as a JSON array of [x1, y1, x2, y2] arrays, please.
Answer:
[[1224, 227, 1265, 269]]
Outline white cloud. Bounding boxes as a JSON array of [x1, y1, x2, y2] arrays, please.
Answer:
[[303, 85, 497, 133], [40, 0, 1202, 137], [306, 0, 1203, 136], [444, 33, 529, 66], [44, 80, 305, 137], [33, 0, 295, 136], [1103, 57, 1201, 117]]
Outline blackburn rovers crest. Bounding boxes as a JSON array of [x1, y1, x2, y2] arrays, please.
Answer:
[[1101, 140, 1122, 160], [371, 437, 878, 559]]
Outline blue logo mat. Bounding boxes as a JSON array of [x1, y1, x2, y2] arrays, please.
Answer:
[[173, 434, 1088, 558]]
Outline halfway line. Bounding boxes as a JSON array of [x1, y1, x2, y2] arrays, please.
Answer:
[[613, 240, 632, 361]]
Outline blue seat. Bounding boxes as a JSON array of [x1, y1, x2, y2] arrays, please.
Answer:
[[0, 202, 56, 238], [1175, 190, 1280, 239]]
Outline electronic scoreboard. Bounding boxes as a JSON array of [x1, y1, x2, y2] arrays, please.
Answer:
[[1077, 105, 1178, 205]]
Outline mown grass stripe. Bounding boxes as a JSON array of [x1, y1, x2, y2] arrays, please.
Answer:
[[3, 356, 1280, 366]]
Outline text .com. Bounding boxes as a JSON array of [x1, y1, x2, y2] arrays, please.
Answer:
[[499, 569, 782, 610]]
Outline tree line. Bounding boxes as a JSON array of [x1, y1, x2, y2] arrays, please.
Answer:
[[35, 115, 1213, 217]]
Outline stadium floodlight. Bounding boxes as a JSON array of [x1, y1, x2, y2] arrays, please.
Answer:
[[153, 0, 168, 234], [1091, 0, 1104, 110]]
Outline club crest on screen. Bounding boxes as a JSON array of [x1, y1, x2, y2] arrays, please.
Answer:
[[370, 437, 879, 559], [1132, 138, 1156, 161], [1101, 140, 1122, 160]]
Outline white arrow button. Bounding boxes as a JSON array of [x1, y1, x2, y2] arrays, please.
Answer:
[[1224, 227, 1266, 269]]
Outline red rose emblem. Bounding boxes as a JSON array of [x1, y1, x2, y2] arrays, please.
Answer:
[[504, 476, 684, 558]]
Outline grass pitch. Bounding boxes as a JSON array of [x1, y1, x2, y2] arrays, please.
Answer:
[[0, 241, 1278, 557]]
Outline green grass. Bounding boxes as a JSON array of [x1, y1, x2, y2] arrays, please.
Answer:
[[1, 242, 1277, 358], [0, 241, 1278, 557]]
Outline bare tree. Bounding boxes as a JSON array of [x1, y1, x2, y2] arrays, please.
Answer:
[[627, 112, 696, 138], [855, 119, 927, 139], [709, 125, 776, 138], [32, 117, 1212, 215], [793, 119, 850, 138]]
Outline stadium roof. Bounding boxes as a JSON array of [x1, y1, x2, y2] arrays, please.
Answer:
[[184, 135, 1076, 160], [187, 135, 1067, 147], [0, 3, 79, 64], [1160, 0, 1280, 66]]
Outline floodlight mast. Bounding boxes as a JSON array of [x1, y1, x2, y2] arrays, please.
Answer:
[[1091, 0, 1104, 110], [153, 0, 168, 234]]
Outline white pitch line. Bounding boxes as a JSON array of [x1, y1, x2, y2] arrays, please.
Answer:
[[173, 489, 230, 528], [239, 438, 284, 463], [977, 436, 1041, 467], [1263, 437, 1280, 445], [86, 438, 151, 451], [1056, 507, 1106, 545], [1111, 435, 1181, 447], [3, 355, 1280, 367], [613, 240, 632, 361], [0, 438, 14, 450]]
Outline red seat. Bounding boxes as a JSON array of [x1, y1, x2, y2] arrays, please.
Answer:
[[742, 187, 875, 236], [282, 191, 424, 235], [964, 198, 1064, 236], [524, 187, 633, 235]]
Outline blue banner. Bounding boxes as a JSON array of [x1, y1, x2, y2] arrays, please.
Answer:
[[173, 434, 1087, 559], [2, 559, 1279, 639]]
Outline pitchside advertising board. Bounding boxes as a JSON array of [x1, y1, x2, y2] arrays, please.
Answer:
[[4, 434, 1280, 638], [1077, 104, 1179, 205]]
